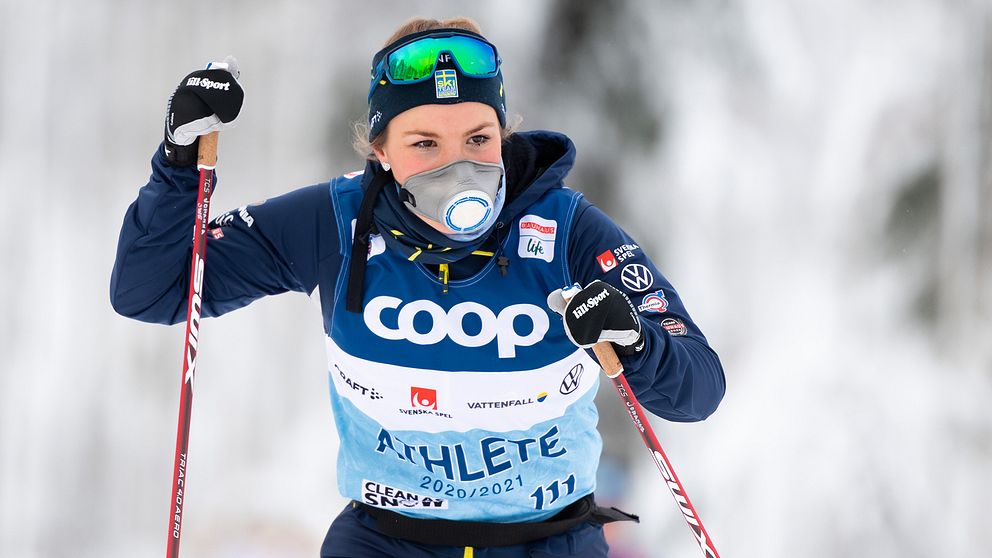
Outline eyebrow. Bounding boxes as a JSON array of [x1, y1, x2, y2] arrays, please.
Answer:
[[403, 122, 497, 138]]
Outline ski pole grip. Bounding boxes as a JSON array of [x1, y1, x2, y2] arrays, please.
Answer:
[[560, 286, 625, 378], [592, 342, 624, 378], [197, 131, 219, 169]]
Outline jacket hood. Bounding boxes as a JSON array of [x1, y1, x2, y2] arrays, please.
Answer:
[[498, 130, 576, 227]]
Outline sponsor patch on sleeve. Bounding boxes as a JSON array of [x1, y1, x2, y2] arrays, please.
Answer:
[[620, 264, 654, 292], [596, 250, 618, 272], [518, 215, 557, 263], [362, 480, 449, 509], [637, 290, 668, 313], [661, 317, 688, 336]]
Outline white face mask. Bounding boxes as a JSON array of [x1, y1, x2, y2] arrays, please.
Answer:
[[401, 160, 505, 238]]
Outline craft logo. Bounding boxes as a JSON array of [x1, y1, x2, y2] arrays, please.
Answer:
[[435, 69, 458, 98], [596, 250, 618, 273], [411, 386, 437, 410], [637, 290, 668, 313], [661, 318, 688, 336], [620, 264, 654, 292], [537, 391, 549, 402], [518, 215, 557, 263], [335, 364, 383, 401], [369, 110, 383, 130], [560, 363, 584, 395]]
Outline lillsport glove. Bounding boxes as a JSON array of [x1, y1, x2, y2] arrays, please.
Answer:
[[547, 280, 644, 355], [164, 56, 244, 166]]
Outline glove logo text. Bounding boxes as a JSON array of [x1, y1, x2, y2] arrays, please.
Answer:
[[185, 76, 232, 91], [570, 288, 609, 320]]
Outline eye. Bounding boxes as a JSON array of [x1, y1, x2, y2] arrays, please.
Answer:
[[468, 134, 491, 146], [412, 139, 436, 149]]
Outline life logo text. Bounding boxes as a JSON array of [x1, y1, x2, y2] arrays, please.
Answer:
[[364, 296, 549, 358]]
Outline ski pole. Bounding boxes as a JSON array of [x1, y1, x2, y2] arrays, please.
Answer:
[[166, 131, 218, 558], [563, 287, 720, 558]]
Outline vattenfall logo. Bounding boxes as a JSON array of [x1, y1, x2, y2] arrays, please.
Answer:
[[363, 296, 549, 358]]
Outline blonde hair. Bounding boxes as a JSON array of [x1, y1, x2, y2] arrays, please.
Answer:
[[352, 17, 517, 160]]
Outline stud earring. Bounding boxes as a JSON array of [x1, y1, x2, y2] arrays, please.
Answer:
[[381, 161, 391, 171]]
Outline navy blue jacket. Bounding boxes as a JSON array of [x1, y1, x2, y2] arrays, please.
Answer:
[[111, 131, 724, 422]]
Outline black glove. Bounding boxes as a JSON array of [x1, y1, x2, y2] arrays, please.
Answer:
[[547, 280, 644, 355], [164, 56, 244, 166]]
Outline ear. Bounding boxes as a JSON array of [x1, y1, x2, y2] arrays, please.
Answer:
[[372, 145, 388, 167]]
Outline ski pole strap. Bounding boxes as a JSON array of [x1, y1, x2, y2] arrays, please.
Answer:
[[354, 494, 638, 548]]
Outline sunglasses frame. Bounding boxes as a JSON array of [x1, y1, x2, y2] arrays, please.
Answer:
[[368, 31, 502, 99]]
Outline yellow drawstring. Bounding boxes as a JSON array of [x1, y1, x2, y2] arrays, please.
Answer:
[[471, 250, 495, 257], [438, 263, 449, 293]]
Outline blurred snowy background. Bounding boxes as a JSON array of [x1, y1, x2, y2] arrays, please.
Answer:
[[2, 0, 991, 556]]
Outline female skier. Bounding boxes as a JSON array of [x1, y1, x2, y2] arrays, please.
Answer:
[[111, 16, 725, 558]]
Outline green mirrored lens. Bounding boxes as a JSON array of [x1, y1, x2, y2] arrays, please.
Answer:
[[387, 36, 497, 82]]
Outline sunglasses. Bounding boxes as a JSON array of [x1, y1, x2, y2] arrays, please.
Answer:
[[369, 31, 501, 98]]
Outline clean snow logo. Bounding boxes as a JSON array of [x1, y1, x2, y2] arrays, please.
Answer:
[[362, 480, 448, 509], [185, 76, 231, 91], [638, 290, 668, 313], [435, 69, 458, 98], [518, 215, 557, 263], [559, 363, 584, 395], [363, 297, 549, 358], [620, 264, 654, 292]]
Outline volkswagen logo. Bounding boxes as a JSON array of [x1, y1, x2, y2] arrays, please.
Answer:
[[560, 363, 584, 395]]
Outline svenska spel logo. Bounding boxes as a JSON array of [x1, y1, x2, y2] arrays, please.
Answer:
[[410, 386, 438, 410], [434, 69, 458, 98]]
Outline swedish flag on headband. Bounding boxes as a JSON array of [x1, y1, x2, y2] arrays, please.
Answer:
[[434, 69, 458, 98]]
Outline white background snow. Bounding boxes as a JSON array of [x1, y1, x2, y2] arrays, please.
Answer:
[[1, 1, 990, 557]]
